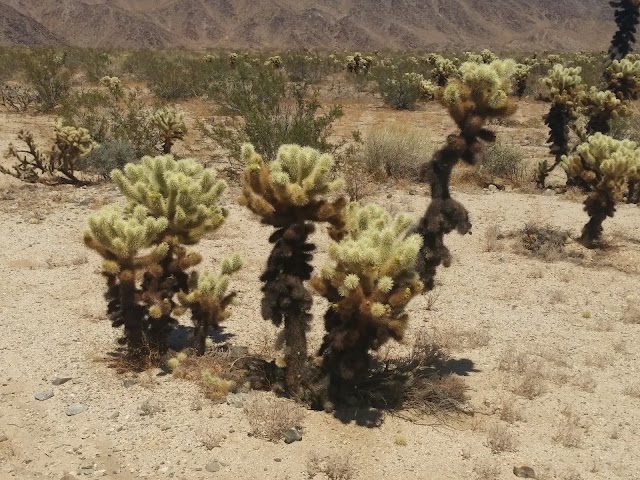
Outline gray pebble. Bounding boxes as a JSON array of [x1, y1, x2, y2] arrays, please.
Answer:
[[0, 432, 8, 442], [66, 403, 89, 416], [513, 466, 537, 479], [52, 377, 72, 386], [205, 462, 221, 473], [35, 390, 54, 401], [226, 392, 247, 408], [283, 427, 302, 444]]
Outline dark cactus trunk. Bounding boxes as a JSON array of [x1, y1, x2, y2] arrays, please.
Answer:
[[579, 186, 616, 248]]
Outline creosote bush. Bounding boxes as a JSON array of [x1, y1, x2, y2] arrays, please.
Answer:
[[240, 143, 346, 393], [84, 155, 240, 360], [479, 141, 529, 185], [23, 49, 73, 111]]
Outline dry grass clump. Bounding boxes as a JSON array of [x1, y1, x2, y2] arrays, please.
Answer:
[[517, 223, 570, 261], [498, 348, 547, 399], [169, 349, 238, 402], [306, 452, 355, 480], [473, 461, 500, 479], [430, 324, 490, 352], [553, 407, 586, 448], [583, 352, 614, 369], [622, 383, 640, 398], [360, 125, 434, 180], [244, 393, 305, 442], [498, 396, 525, 423], [621, 296, 640, 324], [479, 141, 531, 186], [486, 422, 519, 453], [571, 373, 597, 393], [198, 429, 224, 450], [482, 221, 503, 252]]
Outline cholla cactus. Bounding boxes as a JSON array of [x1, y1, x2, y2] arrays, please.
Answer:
[[415, 59, 517, 289], [151, 106, 187, 154], [240, 143, 346, 392], [310, 203, 423, 395], [0, 123, 95, 185], [178, 254, 242, 354], [84, 205, 170, 352], [608, 0, 640, 61], [379, 71, 430, 109], [265, 56, 283, 69], [537, 65, 584, 187], [346, 53, 371, 74], [605, 59, 640, 100], [204, 54, 216, 63], [420, 79, 436, 100], [581, 88, 629, 135], [513, 63, 532, 97], [427, 54, 458, 86], [100, 76, 124, 98], [85, 156, 234, 358], [562, 133, 640, 246], [229, 53, 238, 68]]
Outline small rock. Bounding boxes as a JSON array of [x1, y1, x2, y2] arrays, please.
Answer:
[[513, 466, 537, 479], [274, 458, 282, 463], [93, 470, 107, 477], [123, 379, 138, 388], [226, 392, 247, 408], [35, 390, 54, 401], [77, 198, 91, 207], [408, 188, 417, 196], [543, 188, 555, 196], [52, 377, 72, 386], [109, 412, 119, 420], [0, 432, 8, 442], [488, 184, 498, 192], [283, 427, 302, 444], [66, 403, 89, 416], [61, 475, 77, 480], [205, 461, 221, 473]]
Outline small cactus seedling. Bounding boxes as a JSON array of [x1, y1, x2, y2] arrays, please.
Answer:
[[414, 59, 518, 290], [151, 106, 187, 154], [311, 203, 423, 399], [178, 254, 243, 355], [0, 123, 95, 186], [562, 133, 640, 247], [537, 65, 584, 187], [240, 143, 346, 392], [608, 0, 640, 61]]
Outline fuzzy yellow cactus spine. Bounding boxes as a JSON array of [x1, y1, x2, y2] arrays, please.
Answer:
[[311, 203, 423, 397], [415, 59, 517, 290], [151, 106, 187, 154], [178, 254, 242, 355], [561, 133, 640, 246], [240, 143, 346, 393]]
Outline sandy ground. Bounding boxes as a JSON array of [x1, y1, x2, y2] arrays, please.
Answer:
[[1, 99, 640, 480]]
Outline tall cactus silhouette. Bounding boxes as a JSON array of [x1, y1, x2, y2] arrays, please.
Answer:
[[414, 60, 518, 290], [608, 0, 640, 61], [240, 143, 346, 392]]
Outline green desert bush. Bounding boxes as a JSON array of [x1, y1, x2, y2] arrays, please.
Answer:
[[23, 49, 73, 111], [81, 139, 137, 179], [203, 63, 343, 169], [360, 126, 433, 180], [376, 69, 432, 109], [479, 141, 530, 184]]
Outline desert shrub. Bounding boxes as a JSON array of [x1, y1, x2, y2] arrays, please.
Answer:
[[0, 124, 95, 185], [70, 49, 113, 82], [244, 394, 305, 442], [137, 53, 216, 100], [82, 139, 137, 178], [84, 156, 240, 359], [376, 70, 431, 110], [23, 49, 73, 111], [360, 126, 433, 180], [479, 141, 530, 184], [283, 51, 326, 83], [0, 83, 37, 112], [519, 223, 570, 261], [610, 113, 640, 142], [203, 63, 343, 169]]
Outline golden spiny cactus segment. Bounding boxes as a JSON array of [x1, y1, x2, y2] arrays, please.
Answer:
[[83, 205, 169, 268], [312, 203, 423, 343], [111, 155, 227, 244], [605, 59, 640, 100], [151, 106, 187, 154], [540, 64, 584, 103], [440, 59, 518, 121], [179, 254, 243, 312], [239, 143, 346, 236], [562, 133, 639, 192]]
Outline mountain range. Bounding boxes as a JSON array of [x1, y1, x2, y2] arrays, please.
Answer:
[[0, 0, 614, 51]]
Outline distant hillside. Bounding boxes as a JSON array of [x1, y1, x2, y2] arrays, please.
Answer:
[[0, 0, 615, 51]]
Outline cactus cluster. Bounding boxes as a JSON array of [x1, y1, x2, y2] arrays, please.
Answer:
[[100, 76, 124, 98], [346, 53, 372, 74], [85, 155, 239, 358], [240, 143, 346, 392], [150, 106, 187, 154], [605, 59, 640, 100], [414, 59, 517, 290], [0, 123, 95, 185], [426, 54, 458, 86], [581, 87, 628, 135], [562, 133, 640, 246], [311, 203, 423, 396]]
